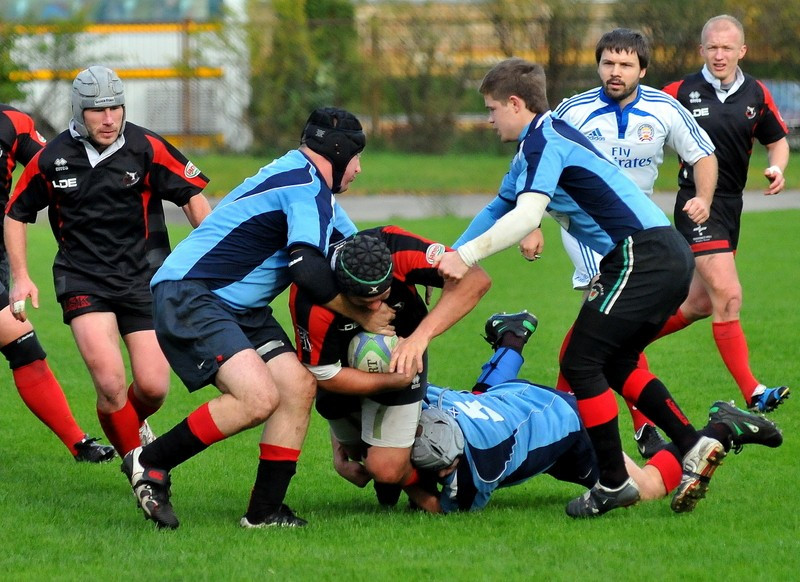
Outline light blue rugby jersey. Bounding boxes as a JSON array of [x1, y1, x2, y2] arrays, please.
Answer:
[[457, 112, 670, 256], [425, 383, 583, 512], [151, 149, 357, 309]]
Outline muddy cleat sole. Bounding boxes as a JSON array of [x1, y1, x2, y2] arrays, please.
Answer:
[[748, 386, 790, 413], [240, 504, 307, 528], [121, 447, 178, 529], [566, 477, 640, 518], [634, 424, 667, 459], [671, 437, 726, 513], [73, 435, 116, 463], [483, 311, 538, 349], [708, 400, 783, 453]]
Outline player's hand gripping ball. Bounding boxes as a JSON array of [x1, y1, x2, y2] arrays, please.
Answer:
[[347, 332, 399, 373]]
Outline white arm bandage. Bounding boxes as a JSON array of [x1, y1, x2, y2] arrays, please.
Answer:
[[457, 192, 549, 266]]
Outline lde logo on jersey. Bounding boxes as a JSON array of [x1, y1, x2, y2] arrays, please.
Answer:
[[637, 124, 654, 142], [745, 106, 757, 120], [425, 243, 446, 264], [184, 161, 201, 179], [52, 177, 77, 189]]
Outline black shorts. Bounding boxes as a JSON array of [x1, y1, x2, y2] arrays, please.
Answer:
[[152, 279, 295, 392], [674, 188, 742, 255], [60, 293, 153, 335], [586, 227, 693, 325], [0, 279, 8, 308]]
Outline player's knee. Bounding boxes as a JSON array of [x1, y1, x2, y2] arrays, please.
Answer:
[[1, 331, 47, 369], [244, 385, 281, 426], [365, 454, 409, 484], [131, 377, 169, 404], [718, 292, 742, 319], [287, 370, 316, 410]]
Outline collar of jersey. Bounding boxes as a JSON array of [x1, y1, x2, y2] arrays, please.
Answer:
[[519, 110, 551, 141], [599, 85, 642, 111], [701, 65, 745, 99]]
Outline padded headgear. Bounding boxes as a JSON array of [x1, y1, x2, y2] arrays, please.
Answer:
[[302, 107, 365, 193], [71, 65, 126, 139], [334, 234, 393, 298], [412, 408, 465, 470]]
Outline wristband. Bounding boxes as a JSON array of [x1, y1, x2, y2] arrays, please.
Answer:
[[766, 165, 783, 175]]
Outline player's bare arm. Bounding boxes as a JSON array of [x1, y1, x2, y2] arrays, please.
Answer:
[[330, 432, 371, 487], [181, 193, 212, 227], [318, 365, 414, 396], [3, 216, 38, 321], [326, 294, 396, 335], [764, 137, 789, 196], [440, 191, 550, 281], [682, 153, 717, 224], [390, 265, 490, 375]]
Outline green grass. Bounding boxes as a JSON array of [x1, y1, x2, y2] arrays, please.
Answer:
[[192, 147, 800, 198], [1, 212, 798, 580]]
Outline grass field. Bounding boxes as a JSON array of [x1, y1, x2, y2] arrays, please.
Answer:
[[1, 211, 798, 581], [193, 148, 800, 198]]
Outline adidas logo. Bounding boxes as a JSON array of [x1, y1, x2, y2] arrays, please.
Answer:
[[586, 128, 604, 141]]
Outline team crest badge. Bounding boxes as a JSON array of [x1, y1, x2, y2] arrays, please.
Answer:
[[587, 282, 604, 302], [297, 326, 312, 354], [745, 106, 756, 119], [637, 124, 654, 142], [425, 243, 446, 264], [123, 171, 140, 187], [184, 161, 201, 178]]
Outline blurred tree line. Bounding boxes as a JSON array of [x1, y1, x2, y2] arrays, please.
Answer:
[[2, 0, 799, 154], [244, 0, 800, 153]]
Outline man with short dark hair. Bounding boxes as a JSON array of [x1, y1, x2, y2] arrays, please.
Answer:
[[541, 28, 718, 458], [120, 108, 395, 529]]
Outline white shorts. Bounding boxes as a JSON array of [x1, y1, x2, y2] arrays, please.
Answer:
[[561, 229, 603, 290], [328, 399, 422, 448]]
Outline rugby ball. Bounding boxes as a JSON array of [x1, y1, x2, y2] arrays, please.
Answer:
[[347, 332, 398, 373]]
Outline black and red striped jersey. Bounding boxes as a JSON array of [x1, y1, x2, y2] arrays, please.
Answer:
[[0, 104, 46, 221], [290, 225, 448, 406], [6, 122, 209, 302], [663, 71, 788, 196]]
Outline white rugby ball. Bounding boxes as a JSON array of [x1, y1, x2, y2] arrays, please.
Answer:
[[347, 332, 399, 373]]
